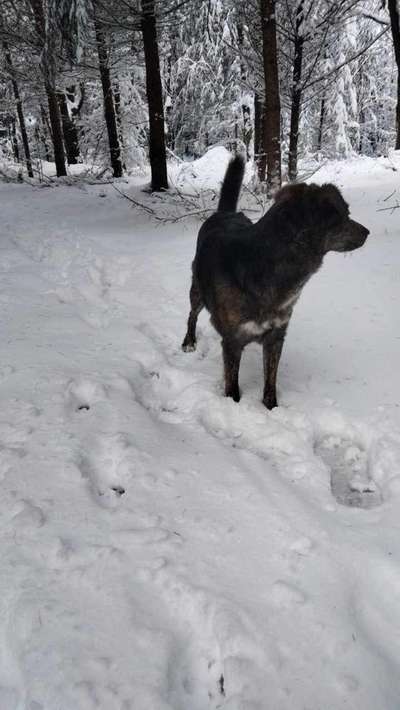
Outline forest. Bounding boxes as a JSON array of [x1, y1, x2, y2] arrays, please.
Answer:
[[1, 4, 400, 710], [0, 0, 398, 192]]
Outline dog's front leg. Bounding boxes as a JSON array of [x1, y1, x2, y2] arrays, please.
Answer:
[[222, 339, 242, 402], [262, 335, 285, 409]]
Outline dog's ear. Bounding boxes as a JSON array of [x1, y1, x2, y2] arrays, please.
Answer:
[[274, 183, 307, 204], [318, 183, 349, 218]]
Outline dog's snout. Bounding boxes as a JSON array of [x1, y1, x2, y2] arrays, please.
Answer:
[[354, 221, 369, 238], [352, 219, 369, 239]]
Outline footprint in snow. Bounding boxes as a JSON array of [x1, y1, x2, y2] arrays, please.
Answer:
[[152, 568, 268, 710], [316, 436, 383, 508], [75, 433, 135, 508], [65, 377, 107, 414]]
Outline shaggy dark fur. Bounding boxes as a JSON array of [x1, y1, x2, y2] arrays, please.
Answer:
[[182, 155, 369, 409]]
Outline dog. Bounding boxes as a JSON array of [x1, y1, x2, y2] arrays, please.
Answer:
[[182, 155, 369, 409]]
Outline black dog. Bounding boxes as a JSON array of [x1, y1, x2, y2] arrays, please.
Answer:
[[182, 155, 369, 409]]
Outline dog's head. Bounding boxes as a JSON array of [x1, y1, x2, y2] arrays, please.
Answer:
[[275, 183, 369, 253]]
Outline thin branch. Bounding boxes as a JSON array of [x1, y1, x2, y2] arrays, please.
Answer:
[[306, 25, 390, 89]]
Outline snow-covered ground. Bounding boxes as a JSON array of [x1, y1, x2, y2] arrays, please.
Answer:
[[1, 151, 400, 710]]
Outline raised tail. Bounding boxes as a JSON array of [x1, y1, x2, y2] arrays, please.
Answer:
[[217, 155, 245, 212]]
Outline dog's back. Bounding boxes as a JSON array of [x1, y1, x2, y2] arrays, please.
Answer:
[[194, 156, 252, 307]]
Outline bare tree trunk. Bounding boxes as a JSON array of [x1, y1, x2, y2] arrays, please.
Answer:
[[254, 93, 266, 180], [40, 104, 52, 161], [165, 51, 175, 150], [3, 41, 33, 177], [141, 0, 168, 191], [58, 91, 80, 165], [316, 96, 325, 152], [388, 0, 400, 149], [237, 15, 252, 159], [93, 13, 123, 178], [9, 118, 19, 162], [46, 88, 67, 175], [28, 0, 67, 176], [113, 80, 123, 143], [288, 1, 304, 182], [259, 0, 281, 194]]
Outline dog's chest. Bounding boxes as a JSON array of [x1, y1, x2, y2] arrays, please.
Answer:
[[239, 289, 301, 339]]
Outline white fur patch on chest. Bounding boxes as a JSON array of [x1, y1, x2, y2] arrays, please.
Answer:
[[240, 315, 289, 337], [279, 290, 301, 310]]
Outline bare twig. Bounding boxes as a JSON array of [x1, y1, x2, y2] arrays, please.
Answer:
[[377, 202, 400, 212], [112, 184, 161, 218], [296, 161, 328, 182], [383, 189, 396, 202]]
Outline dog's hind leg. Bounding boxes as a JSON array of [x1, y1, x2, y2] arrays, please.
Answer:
[[182, 275, 204, 352], [262, 336, 285, 410], [222, 339, 243, 402]]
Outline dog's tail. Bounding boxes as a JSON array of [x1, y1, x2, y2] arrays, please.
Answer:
[[217, 155, 245, 212]]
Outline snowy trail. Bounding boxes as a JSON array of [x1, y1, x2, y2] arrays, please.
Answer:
[[1, 155, 400, 709]]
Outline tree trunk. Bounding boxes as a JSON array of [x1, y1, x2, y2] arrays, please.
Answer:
[[141, 0, 168, 191], [388, 0, 400, 149], [288, 1, 304, 182], [58, 91, 80, 164], [9, 118, 19, 162], [237, 15, 252, 159], [113, 80, 123, 143], [3, 41, 34, 177], [165, 52, 175, 150], [40, 104, 52, 161], [316, 96, 325, 152], [259, 0, 281, 194], [46, 88, 67, 176], [254, 93, 266, 180], [28, 0, 67, 176], [93, 14, 123, 178]]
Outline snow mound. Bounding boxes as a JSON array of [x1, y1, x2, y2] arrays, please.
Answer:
[[173, 146, 232, 192]]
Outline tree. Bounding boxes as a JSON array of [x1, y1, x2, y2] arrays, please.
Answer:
[[93, 4, 123, 178], [287, 0, 305, 181], [387, 0, 400, 148], [259, 0, 281, 192], [28, 0, 67, 176], [141, 0, 168, 190], [2, 39, 34, 177]]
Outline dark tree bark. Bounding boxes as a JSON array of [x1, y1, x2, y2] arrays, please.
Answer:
[[28, 0, 67, 176], [3, 41, 33, 177], [9, 118, 19, 162], [93, 13, 123, 178], [259, 0, 281, 194], [254, 93, 261, 166], [113, 80, 122, 140], [316, 96, 325, 152], [40, 104, 52, 161], [254, 92, 266, 180], [141, 0, 168, 191], [388, 0, 400, 149], [46, 89, 67, 175], [237, 15, 252, 159], [58, 91, 80, 164], [165, 51, 175, 150], [288, 1, 305, 182]]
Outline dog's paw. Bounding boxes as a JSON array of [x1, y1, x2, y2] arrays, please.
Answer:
[[181, 340, 196, 353], [263, 395, 278, 410], [226, 388, 241, 403]]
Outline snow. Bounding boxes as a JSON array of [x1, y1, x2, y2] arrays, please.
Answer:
[[0, 153, 400, 709], [173, 146, 233, 191]]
